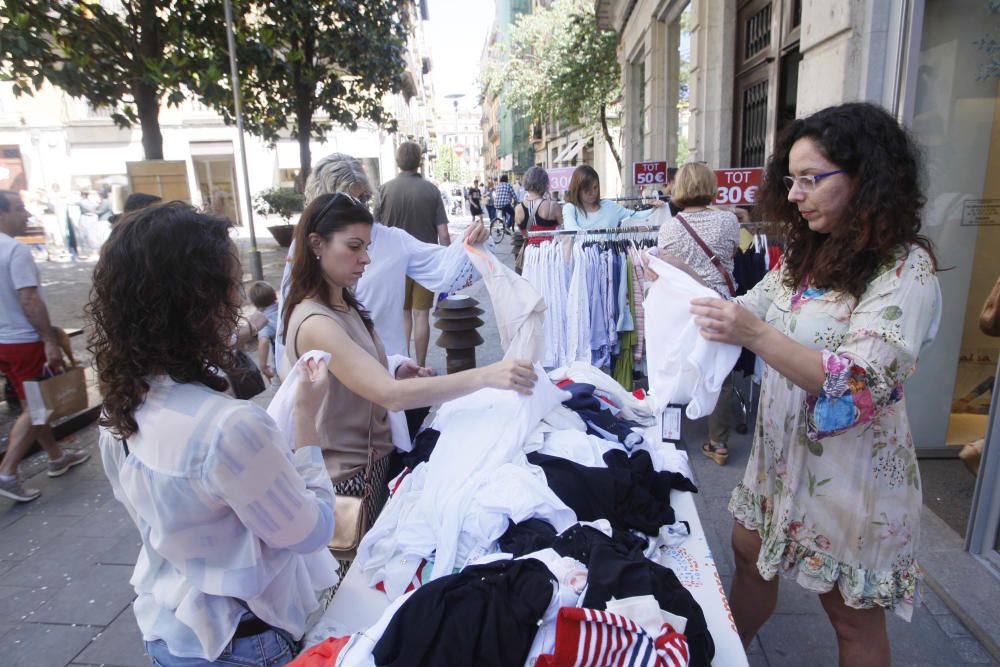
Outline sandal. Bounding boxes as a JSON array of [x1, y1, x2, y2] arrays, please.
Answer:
[[701, 442, 729, 466]]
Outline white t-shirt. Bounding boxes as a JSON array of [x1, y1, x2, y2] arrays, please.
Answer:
[[0, 232, 43, 343]]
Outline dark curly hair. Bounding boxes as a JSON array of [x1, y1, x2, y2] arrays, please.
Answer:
[[282, 193, 375, 345], [86, 202, 240, 438], [755, 102, 937, 300]]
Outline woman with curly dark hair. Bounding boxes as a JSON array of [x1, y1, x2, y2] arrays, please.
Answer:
[[680, 103, 943, 666], [89, 202, 339, 666]]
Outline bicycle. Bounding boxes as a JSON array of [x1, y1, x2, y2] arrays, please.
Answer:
[[488, 208, 515, 244]]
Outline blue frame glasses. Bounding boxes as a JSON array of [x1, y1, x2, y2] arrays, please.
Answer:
[[782, 169, 847, 192]]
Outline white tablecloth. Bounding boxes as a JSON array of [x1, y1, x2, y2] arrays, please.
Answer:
[[309, 421, 748, 667]]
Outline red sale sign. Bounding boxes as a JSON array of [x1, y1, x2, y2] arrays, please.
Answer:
[[714, 168, 763, 205], [547, 167, 576, 192], [633, 161, 668, 187]]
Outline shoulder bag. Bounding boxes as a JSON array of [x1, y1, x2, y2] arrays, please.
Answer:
[[980, 274, 1000, 337], [675, 212, 737, 297], [329, 404, 374, 561], [227, 349, 266, 399]]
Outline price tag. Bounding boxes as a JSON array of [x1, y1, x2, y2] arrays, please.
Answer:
[[661, 405, 682, 442], [713, 168, 763, 206], [633, 161, 668, 187]]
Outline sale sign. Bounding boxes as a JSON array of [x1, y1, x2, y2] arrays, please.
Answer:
[[547, 167, 576, 192], [633, 161, 668, 187], [714, 168, 763, 205]]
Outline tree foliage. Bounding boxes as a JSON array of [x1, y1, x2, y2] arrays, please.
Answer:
[[482, 0, 622, 172], [434, 145, 471, 185], [0, 0, 227, 160], [196, 0, 411, 191]]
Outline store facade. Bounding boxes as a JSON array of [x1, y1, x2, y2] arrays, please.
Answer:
[[599, 0, 1000, 563]]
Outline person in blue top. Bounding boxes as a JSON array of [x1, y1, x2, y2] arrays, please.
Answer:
[[562, 165, 665, 231]]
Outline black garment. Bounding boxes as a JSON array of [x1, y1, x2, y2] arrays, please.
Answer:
[[498, 518, 558, 557], [732, 247, 770, 377], [385, 426, 439, 481], [372, 558, 555, 667], [550, 523, 648, 562], [498, 519, 649, 560], [560, 383, 644, 446], [582, 544, 716, 667], [526, 450, 696, 535]]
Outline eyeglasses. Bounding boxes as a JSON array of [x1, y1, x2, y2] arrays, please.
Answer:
[[782, 169, 847, 192]]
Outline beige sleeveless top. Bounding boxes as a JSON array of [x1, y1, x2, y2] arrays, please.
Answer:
[[284, 298, 393, 485]]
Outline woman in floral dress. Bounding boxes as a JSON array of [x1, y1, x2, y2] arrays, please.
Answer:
[[687, 103, 942, 666]]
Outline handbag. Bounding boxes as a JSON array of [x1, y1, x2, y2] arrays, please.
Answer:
[[22, 365, 89, 426], [329, 404, 375, 561], [980, 274, 1000, 337], [675, 213, 737, 297], [227, 349, 266, 399]]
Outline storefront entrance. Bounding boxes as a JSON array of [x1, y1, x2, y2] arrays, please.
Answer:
[[905, 0, 1000, 549]]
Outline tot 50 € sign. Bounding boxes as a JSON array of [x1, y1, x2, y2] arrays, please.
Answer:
[[714, 168, 763, 206], [633, 161, 668, 186]]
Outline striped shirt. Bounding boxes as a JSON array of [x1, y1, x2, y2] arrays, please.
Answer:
[[99, 377, 339, 660], [536, 606, 690, 667]]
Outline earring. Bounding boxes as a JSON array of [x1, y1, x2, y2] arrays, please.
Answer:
[[315, 254, 320, 260]]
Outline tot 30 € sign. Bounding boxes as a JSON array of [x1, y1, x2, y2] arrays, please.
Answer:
[[713, 168, 763, 206]]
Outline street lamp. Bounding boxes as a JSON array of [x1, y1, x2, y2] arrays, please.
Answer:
[[223, 0, 263, 281]]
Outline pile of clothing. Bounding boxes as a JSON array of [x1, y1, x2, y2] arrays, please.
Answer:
[[296, 363, 715, 667]]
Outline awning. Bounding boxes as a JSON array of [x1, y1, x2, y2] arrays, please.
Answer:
[[553, 140, 583, 164]]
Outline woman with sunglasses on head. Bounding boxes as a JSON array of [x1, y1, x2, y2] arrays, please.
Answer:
[[283, 193, 536, 576], [654, 103, 941, 666], [90, 202, 338, 666]]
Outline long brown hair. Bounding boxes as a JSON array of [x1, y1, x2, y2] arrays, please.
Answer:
[[565, 165, 601, 216], [87, 202, 238, 438], [755, 102, 937, 300], [282, 193, 376, 347]]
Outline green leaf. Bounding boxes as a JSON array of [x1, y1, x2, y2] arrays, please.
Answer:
[[807, 440, 824, 456], [882, 306, 903, 320]]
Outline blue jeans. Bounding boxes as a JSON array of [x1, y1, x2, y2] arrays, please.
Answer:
[[146, 628, 295, 667]]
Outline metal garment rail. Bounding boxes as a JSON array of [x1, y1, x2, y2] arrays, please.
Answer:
[[526, 223, 663, 238]]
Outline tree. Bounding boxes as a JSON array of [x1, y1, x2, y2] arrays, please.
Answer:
[[482, 0, 623, 173], [0, 1, 227, 160], [434, 146, 470, 185], [197, 0, 411, 192]]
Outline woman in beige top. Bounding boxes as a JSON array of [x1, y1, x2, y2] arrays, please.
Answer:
[[282, 193, 536, 567]]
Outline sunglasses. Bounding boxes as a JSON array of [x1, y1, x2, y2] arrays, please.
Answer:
[[312, 191, 366, 228]]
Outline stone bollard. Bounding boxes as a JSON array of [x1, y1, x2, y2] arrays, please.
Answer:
[[433, 295, 485, 374]]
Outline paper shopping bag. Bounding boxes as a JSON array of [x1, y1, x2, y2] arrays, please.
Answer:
[[22, 367, 89, 426]]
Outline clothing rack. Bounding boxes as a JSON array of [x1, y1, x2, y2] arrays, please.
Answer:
[[527, 223, 663, 238]]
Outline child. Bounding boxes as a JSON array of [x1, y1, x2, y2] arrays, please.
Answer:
[[248, 281, 279, 381]]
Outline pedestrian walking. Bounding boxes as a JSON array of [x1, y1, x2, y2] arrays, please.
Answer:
[[0, 189, 89, 503], [654, 102, 941, 666], [374, 142, 452, 368], [468, 179, 484, 223], [484, 179, 497, 223], [89, 201, 338, 666]]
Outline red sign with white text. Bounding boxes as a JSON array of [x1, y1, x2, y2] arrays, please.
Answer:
[[547, 167, 576, 192], [714, 168, 763, 206], [633, 161, 668, 187]]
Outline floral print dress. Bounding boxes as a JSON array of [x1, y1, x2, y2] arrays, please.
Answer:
[[728, 246, 941, 621]]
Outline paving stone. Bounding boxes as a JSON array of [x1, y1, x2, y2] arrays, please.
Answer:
[[887, 604, 971, 667], [0, 621, 97, 667], [0, 534, 120, 586], [98, 534, 142, 566], [0, 560, 17, 577], [0, 513, 81, 561], [951, 637, 999, 665], [921, 586, 952, 616], [32, 564, 135, 626], [757, 613, 838, 667], [63, 502, 134, 539], [0, 583, 65, 624], [74, 607, 148, 667], [934, 611, 974, 639]]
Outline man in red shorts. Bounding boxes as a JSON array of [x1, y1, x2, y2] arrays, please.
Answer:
[[0, 190, 89, 502]]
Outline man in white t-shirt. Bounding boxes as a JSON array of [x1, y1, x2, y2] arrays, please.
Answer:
[[0, 190, 89, 502]]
